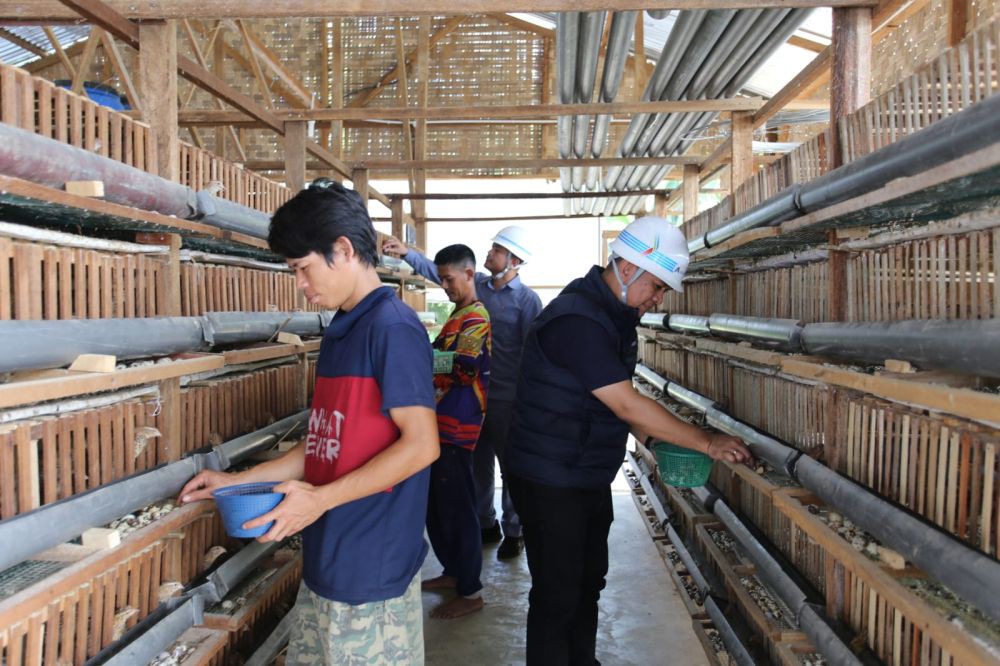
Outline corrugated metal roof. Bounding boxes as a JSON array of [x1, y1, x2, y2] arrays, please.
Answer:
[[0, 25, 90, 68]]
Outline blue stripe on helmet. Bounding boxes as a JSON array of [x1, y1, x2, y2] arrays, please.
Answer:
[[617, 230, 681, 273]]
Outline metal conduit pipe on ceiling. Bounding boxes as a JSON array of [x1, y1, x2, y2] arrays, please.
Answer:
[[571, 11, 607, 191], [692, 486, 866, 666], [0, 411, 308, 573], [615, 9, 803, 213], [613, 8, 809, 215], [587, 11, 636, 192], [555, 12, 578, 194], [601, 10, 706, 192], [637, 363, 1000, 623], [692, 85, 1000, 253]]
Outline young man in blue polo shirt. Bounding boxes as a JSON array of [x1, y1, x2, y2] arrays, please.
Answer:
[[179, 179, 439, 664]]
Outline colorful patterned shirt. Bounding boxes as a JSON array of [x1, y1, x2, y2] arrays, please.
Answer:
[[433, 301, 491, 449]]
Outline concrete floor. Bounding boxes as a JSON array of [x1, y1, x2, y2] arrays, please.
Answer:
[[420, 469, 709, 666]]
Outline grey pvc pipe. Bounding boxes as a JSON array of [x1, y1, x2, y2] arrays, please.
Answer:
[[667, 381, 718, 413], [801, 318, 1000, 379], [702, 490, 863, 666], [100, 597, 204, 666], [0, 124, 196, 219], [215, 410, 310, 468], [245, 612, 294, 666], [794, 455, 1000, 623], [668, 314, 711, 334], [0, 457, 205, 573], [195, 191, 272, 238], [209, 541, 281, 600], [693, 83, 1000, 254], [705, 597, 757, 666], [705, 409, 799, 475], [0, 317, 204, 373], [639, 312, 669, 329], [202, 311, 327, 346], [625, 451, 756, 666], [0, 412, 307, 572], [0, 312, 328, 373], [707, 314, 803, 350], [635, 363, 668, 393]]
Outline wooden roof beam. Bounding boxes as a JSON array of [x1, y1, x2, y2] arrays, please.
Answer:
[[56, 0, 357, 181], [173, 97, 766, 125], [1, 1, 881, 21]]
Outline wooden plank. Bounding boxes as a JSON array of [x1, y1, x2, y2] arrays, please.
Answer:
[[5, 0, 878, 20], [774, 492, 996, 664], [781, 358, 1000, 427], [0, 354, 223, 409]]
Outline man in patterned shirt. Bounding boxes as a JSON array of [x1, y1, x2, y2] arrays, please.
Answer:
[[423, 244, 492, 619]]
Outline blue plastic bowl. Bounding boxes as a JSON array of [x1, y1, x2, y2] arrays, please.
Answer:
[[212, 482, 284, 538]]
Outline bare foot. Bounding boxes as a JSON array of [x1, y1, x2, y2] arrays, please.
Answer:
[[430, 596, 485, 619], [421, 575, 456, 591]]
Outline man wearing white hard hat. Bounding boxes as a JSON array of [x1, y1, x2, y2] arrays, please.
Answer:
[[383, 226, 542, 560], [505, 216, 752, 666]]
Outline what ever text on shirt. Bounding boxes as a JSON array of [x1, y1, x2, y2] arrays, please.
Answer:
[[306, 407, 346, 464]]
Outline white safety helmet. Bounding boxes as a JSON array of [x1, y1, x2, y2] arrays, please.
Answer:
[[609, 216, 689, 300], [491, 226, 533, 265]]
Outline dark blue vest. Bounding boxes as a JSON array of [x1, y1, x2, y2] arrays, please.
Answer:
[[507, 266, 639, 489]]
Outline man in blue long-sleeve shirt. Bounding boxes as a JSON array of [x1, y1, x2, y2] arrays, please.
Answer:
[[384, 227, 542, 559]]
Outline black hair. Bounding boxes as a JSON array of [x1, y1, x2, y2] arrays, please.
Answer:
[[434, 244, 476, 269], [268, 178, 379, 267]]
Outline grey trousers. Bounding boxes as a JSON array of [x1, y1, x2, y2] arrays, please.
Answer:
[[472, 398, 521, 538]]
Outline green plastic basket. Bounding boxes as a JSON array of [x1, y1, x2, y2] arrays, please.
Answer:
[[652, 442, 713, 488], [432, 351, 456, 374]]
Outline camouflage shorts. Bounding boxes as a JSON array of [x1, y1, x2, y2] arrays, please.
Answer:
[[285, 574, 424, 666]]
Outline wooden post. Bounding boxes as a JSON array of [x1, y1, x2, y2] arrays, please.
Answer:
[[351, 168, 369, 203], [213, 20, 227, 159], [830, 7, 872, 168], [412, 16, 430, 225], [653, 192, 669, 218], [633, 13, 647, 96], [330, 18, 344, 181], [948, 0, 969, 46], [391, 198, 405, 241], [682, 163, 699, 222], [136, 232, 183, 462], [138, 21, 179, 181], [729, 111, 753, 211], [283, 120, 307, 192]]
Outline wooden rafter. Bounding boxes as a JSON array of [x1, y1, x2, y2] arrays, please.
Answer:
[[55, 0, 353, 180], [94, 27, 140, 111], [244, 155, 702, 170], [788, 34, 828, 53], [413, 15, 430, 225], [348, 15, 465, 108], [223, 18, 314, 107], [5, 0, 881, 21], [69, 29, 99, 94], [188, 20, 311, 109], [0, 27, 46, 56], [236, 19, 273, 108], [487, 12, 553, 37], [173, 97, 766, 125], [40, 26, 75, 76], [179, 18, 246, 162], [394, 18, 416, 199]]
